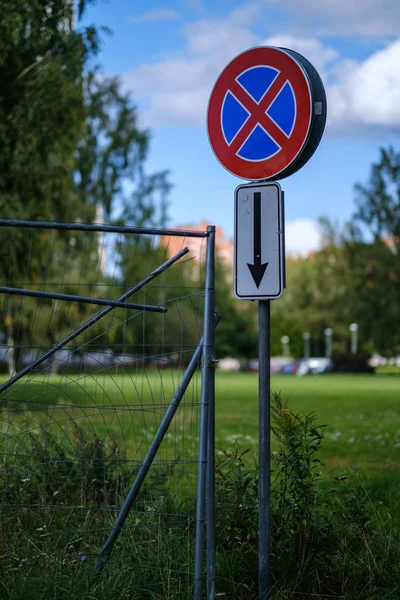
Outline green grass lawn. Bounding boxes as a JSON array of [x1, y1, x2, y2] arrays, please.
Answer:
[[1, 370, 399, 598], [215, 372, 400, 525], [1, 370, 399, 470], [215, 372, 400, 470]]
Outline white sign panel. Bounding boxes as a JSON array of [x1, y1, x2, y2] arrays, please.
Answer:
[[234, 182, 284, 300]]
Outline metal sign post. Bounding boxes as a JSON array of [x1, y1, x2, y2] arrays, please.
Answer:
[[207, 44, 327, 600], [234, 181, 284, 599], [258, 299, 271, 598]]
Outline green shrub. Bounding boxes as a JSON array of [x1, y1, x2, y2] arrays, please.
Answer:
[[215, 393, 400, 599], [0, 424, 189, 599], [1, 397, 399, 599], [0, 421, 174, 509]]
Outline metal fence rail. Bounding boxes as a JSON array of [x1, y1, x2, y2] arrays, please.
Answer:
[[0, 220, 215, 600]]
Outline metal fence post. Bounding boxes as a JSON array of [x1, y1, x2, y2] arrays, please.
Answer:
[[194, 225, 215, 600]]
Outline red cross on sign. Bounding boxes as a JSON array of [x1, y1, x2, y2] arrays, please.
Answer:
[[207, 46, 320, 181]]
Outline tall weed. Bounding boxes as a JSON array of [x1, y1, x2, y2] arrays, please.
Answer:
[[215, 393, 400, 599]]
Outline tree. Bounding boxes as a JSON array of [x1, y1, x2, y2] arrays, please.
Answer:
[[349, 146, 400, 356], [271, 247, 351, 358], [354, 146, 400, 247], [74, 71, 171, 226], [0, 1, 173, 375], [214, 255, 258, 360], [0, 0, 101, 373], [0, 0, 100, 222], [343, 239, 399, 356]]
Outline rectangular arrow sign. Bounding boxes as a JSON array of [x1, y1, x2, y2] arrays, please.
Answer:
[[234, 182, 284, 300]]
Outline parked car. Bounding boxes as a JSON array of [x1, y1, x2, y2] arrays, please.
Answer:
[[113, 354, 145, 367], [247, 359, 259, 372], [281, 360, 300, 375], [81, 350, 116, 367], [218, 357, 241, 371], [270, 356, 295, 373], [296, 357, 334, 375], [245, 357, 296, 373]]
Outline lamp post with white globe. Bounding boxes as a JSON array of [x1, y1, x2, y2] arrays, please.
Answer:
[[349, 323, 358, 354], [281, 335, 290, 357]]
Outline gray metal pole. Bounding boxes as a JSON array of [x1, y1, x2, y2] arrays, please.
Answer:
[[0, 218, 208, 238], [352, 331, 358, 354], [0, 286, 165, 313], [281, 335, 289, 357], [303, 332, 311, 359], [207, 362, 216, 600], [258, 300, 271, 599], [195, 226, 215, 600], [94, 336, 204, 574], [206, 248, 217, 600], [349, 323, 358, 354], [324, 328, 332, 359]]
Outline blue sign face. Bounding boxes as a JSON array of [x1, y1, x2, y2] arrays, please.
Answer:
[[221, 66, 296, 162], [208, 46, 326, 181]]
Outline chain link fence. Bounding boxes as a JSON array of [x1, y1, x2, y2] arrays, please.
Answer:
[[0, 219, 215, 600]]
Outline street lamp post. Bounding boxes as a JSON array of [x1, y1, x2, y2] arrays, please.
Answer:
[[324, 328, 332, 359], [281, 335, 290, 357], [303, 332, 311, 359], [349, 323, 358, 354]]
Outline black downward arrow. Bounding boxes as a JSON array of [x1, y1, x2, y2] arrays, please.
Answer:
[[247, 192, 268, 288]]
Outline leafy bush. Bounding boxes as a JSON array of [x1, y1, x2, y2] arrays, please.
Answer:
[[215, 393, 400, 599], [1, 398, 399, 599]]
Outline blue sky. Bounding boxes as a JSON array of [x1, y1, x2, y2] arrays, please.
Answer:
[[82, 0, 400, 254]]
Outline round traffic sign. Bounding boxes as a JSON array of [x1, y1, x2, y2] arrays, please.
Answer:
[[207, 46, 326, 181]]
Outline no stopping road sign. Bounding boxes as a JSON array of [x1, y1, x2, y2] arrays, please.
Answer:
[[207, 46, 326, 181]]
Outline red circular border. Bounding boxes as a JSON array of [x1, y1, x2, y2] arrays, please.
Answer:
[[207, 47, 312, 180]]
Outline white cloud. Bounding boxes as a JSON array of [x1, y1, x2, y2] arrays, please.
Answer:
[[285, 220, 321, 256], [130, 8, 181, 23], [265, 0, 400, 37], [328, 39, 400, 130], [122, 3, 400, 134], [260, 35, 338, 83], [123, 4, 260, 126]]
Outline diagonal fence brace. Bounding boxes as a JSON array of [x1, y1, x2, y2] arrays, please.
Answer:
[[94, 314, 220, 575], [0, 247, 189, 397]]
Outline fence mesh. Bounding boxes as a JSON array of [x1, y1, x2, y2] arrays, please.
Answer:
[[0, 222, 209, 599]]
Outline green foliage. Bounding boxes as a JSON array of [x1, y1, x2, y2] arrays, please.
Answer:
[[354, 146, 400, 243], [343, 240, 400, 357], [266, 146, 400, 359], [0, 422, 191, 600], [0, 1, 101, 374], [75, 70, 172, 224], [343, 146, 400, 356], [0, 1, 175, 375], [1, 375, 400, 598], [215, 394, 400, 599], [271, 393, 325, 573], [214, 445, 259, 595], [0, 421, 174, 508], [1, 431, 189, 595], [271, 244, 355, 357], [214, 255, 258, 359], [0, 0, 100, 222]]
